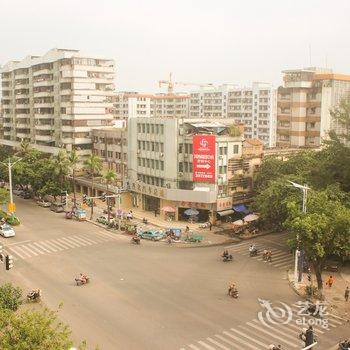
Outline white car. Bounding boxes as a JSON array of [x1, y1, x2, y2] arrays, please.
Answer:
[[0, 224, 15, 238]]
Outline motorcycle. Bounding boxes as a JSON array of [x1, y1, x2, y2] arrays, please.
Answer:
[[222, 254, 233, 262], [228, 288, 239, 299], [131, 236, 141, 245], [263, 252, 272, 262], [249, 248, 258, 257], [27, 289, 41, 302], [75, 276, 90, 286], [269, 345, 282, 350], [339, 339, 350, 349]]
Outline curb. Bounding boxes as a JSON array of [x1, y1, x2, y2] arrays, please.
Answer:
[[287, 269, 304, 297]]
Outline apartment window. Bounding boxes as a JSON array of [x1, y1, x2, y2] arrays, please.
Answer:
[[142, 158, 145, 167], [160, 125, 164, 134], [151, 159, 155, 168], [107, 151, 113, 158], [146, 124, 150, 133], [138, 158, 141, 166], [179, 163, 183, 172], [138, 141, 141, 149], [184, 162, 188, 172], [178, 144, 183, 153], [189, 144, 193, 154], [151, 124, 154, 133], [160, 161, 164, 171], [233, 145, 239, 154], [151, 142, 155, 151], [142, 141, 145, 150], [137, 124, 141, 133], [142, 124, 145, 133], [147, 159, 150, 167], [146, 142, 150, 151], [155, 142, 159, 152], [189, 162, 193, 172], [155, 160, 159, 169], [156, 124, 159, 133], [185, 144, 189, 153]]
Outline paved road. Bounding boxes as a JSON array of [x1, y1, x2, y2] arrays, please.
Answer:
[[1, 197, 348, 350]]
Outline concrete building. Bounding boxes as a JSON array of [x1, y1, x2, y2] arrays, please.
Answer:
[[113, 92, 189, 122], [0, 48, 115, 156], [127, 117, 255, 222], [92, 127, 128, 187], [189, 83, 277, 148], [277, 68, 350, 147]]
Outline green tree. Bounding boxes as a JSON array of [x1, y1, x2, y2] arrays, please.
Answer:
[[68, 150, 80, 208], [52, 150, 69, 192], [84, 154, 102, 219], [0, 188, 8, 205], [329, 97, 350, 142], [104, 170, 116, 223], [253, 156, 284, 192], [0, 308, 74, 350], [285, 189, 350, 290], [0, 283, 23, 311]]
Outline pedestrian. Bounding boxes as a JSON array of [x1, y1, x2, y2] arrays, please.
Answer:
[[209, 221, 212, 231], [345, 286, 349, 302], [154, 208, 157, 217], [326, 275, 334, 288]]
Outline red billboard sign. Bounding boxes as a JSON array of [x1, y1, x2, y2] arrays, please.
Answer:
[[192, 134, 216, 183]]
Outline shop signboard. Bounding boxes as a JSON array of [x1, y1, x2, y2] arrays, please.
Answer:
[[193, 134, 216, 183]]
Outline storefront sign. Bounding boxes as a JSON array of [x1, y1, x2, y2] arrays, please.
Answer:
[[193, 134, 216, 183], [216, 197, 233, 211]]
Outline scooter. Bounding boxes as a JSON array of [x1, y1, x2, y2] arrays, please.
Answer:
[[339, 339, 350, 349], [27, 290, 41, 302], [222, 254, 233, 262], [249, 249, 258, 257], [268, 345, 282, 350], [75, 276, 90, 286], [131, 236, 141, 245], [228, 289, 239, 298]]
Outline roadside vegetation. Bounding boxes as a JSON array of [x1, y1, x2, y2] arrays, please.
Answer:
[[252, 98, 350, 291]]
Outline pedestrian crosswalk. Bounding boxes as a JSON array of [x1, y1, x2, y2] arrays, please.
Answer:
[[180, 302, 348, 350], [4, 230, 119, 260], [225, 239, 294, 270]]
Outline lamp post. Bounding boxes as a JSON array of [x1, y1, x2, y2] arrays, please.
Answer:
[[288, 181, 310, 284], [0, 158, 22, 214]]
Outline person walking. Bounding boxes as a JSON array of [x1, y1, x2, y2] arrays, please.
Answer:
[[326, 275, 334, 288], [209, 221, 212, 231], [345, 286, 349, 301]]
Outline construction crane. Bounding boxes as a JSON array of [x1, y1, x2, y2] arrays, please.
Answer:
[[158, 72, 214, 94]]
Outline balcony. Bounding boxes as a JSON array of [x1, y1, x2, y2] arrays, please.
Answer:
[[3, 122, 13, 127], [35, 134, 54, 142], [277, 128, 291, 135], [17, 132, 30, 138], [14, 83, 29, 89], [15, 103, 30, 108], [228, 176, 251, 188], [33, 69, 52, 76], [16, 114, 30, 119], [36, 124, 53, 130], [33, 102, 54, 108], [33, 80, 54, 88], [34, 114, 54, 119], [16, 123, 30, 128]]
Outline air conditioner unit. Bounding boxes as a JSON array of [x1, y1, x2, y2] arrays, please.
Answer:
[[160, 152, 164, 157]]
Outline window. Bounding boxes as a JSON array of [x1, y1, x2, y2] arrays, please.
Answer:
[[189, 144, 193, 154], [142, 124, 145, 133], [160, 125, 164, 134], [179, 144, 183, 153], [137, 124, 141, 133], [151, 124, 154, 133], [146, 124, 150, 133], [155, 142, 159, 152], [233, 145, 239, 154], [146, 142, 150, 151], [160, 161, 164, 170], [146, 159, 150, 167], [189, 163, 193, 172], [184, 162, 188, 172], [142, 141, 146, 150], [156, 124, 159, 133], [151, 142, 155, 151], [155, 160, 159, 169], [142, 158, 145, 166], [138, 158, 141, 166], [179, 163, 183, 172]]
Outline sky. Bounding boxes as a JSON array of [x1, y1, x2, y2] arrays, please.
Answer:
[[1, 0, 350, 92]]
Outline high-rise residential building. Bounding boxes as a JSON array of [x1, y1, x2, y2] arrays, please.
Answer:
[[113, 92, 189, 122], [277, 67, 350, 147], [0, 48, 115, 155], [189, 83, 277, 148]]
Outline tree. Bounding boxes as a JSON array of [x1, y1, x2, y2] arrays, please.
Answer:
[[329, 97, 350, 142], [84, 154, 102, 219], [0, 283, 22, 311], [0, 308, 74, 350], [104, 170, 116, 223], [68, 150, 80, 208], [16, 139, 31, 156], [52, 150, 69, 192], [253, 156, 284, 192], [285, 189, 350, 291], [0, 188, 8, 206]]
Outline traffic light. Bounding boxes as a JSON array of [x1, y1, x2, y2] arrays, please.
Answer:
[[101, 193, 106, 202], [5, 255, 14, 270], [83, 195, 87, 204]]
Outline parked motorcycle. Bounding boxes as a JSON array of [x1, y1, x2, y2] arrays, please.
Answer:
[[27, 289, 41, 302]]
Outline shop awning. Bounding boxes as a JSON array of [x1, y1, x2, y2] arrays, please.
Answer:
[[233, 204, 249, 214], [217, 209, 235, 216]]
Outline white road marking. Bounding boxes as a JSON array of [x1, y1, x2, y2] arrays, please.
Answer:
[[5, 240, 31, 246], [197, 340, 216, 350], [26, 243, 46, 255], [69, 236, 91, 246], [38, 240, 59, 252], [222, 330, 261, 350], [7, 246, 27, 259], [19, 245, 38, 256], [57, 237, 78, 248], [33, 242, 52, 253], [214, 334, 243, 350], [230, 327, 269, 348], [50, 239, 71, 249], [206, 337, 231, 350]]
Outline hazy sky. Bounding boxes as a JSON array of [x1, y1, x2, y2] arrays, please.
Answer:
[[1, 0, 349, 92]]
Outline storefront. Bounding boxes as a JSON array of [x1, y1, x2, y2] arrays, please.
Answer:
[[142, 194, 160, 212]]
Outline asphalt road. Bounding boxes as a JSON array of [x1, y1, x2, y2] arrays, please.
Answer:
[[1, 197, 348, 350]]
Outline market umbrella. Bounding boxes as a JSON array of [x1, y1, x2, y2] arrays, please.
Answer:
[[232, 219, 244, 226], [243, 214, 259, 222], [184, 208, 199, 216], [161, 206, 176, 213]]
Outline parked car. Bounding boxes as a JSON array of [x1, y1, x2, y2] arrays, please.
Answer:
[[21, 191, 32, 199], [0, 224, 15, 238], [137, 229, 165, 241], [13, 189, 23, 196], [50, 202, 65, 213], [37, 199, 51, 208]]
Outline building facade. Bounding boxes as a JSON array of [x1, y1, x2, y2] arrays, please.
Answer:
[[0, 48, 115, 155], [188, 83, 277, 148], [92, 127, 128, 187], [127, 117, 255, 221], [277, 68, 350, 147]]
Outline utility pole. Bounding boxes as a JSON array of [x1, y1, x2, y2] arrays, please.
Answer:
[[0, 157, 22, 214], [288, 181, 310, 284]]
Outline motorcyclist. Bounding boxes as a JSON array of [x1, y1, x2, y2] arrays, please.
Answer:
[[80, 273, 88, 284], [222, 250, 229, 258], [268, 345, 281, 350], [340, 339, 350, 349], [249, 244, 257, 255], [267, 250, 272, 262], [263, 249, 268, 260]]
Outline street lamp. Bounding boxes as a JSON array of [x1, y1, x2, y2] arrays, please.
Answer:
[[287, 181, 310, 284], [0, 157, 22, 214]]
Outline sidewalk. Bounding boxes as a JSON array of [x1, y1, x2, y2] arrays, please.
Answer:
[[288, 265, 350, 319]]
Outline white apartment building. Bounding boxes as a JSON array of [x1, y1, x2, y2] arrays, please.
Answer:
[[189, 83, 277, 148], [113, 92, 189, 122], [128, 117, 251, 222], [0, 48, 115, 155], [277, 68, 350, 147]]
